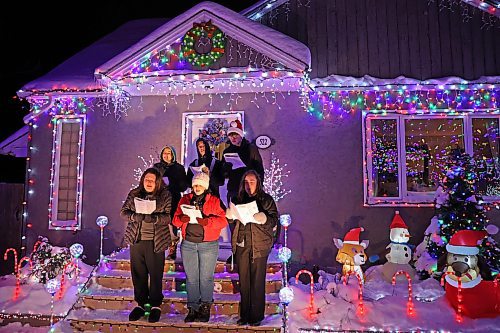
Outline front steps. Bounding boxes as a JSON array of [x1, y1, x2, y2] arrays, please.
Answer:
[[68, 245, 284, 332]]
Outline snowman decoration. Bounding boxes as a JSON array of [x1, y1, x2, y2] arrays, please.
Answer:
[[386, 211, 412, 264], [382, 211, 416, 282]]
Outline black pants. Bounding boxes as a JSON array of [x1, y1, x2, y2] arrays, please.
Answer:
[[236, 244, 268, 323], [130, 240, 165, 307]]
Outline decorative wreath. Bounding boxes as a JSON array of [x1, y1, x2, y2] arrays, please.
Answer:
[[181, 20, 226, 67]]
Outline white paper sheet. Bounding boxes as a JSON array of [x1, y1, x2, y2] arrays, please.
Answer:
[[189, 164, 206, 174], [134, 198, 156, 214], [180, 204, 203, 224], [224, 153, 246, 169], [229, 201, 259, 225]]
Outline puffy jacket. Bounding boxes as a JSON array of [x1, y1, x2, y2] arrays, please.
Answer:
[[120, 186, 172, 253], [172, 193, 227, 242], [230, 192, 278, 259]]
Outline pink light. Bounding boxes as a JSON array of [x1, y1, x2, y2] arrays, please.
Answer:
[[391, 270, 415, 317], [15, 257, 32, 300], [295, 269, 315, 319], [441, 271, 463, 323], [58, 261, 78, 300], [342, 271, 364, 316]]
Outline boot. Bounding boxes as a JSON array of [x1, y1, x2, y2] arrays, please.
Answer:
[[197, 302, 211, 322], [167, 239, 178, 260], [148, 307, 161, 323], [184, 307, 198, 323], [128, 306, 145, 321]]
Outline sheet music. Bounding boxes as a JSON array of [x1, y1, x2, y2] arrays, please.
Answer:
[[181, 204, 203, 224], [229, 201, 259, 225], [224, 153, 246, 169], [134, 198, 156, 214]]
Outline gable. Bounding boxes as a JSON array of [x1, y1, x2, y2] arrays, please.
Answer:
[[96, 1, 310, 84]]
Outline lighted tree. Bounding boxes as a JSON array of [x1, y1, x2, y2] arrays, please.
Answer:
[[264, 152, 291, 202], [131, 153, 158, 189], [414, 149, 499, 278]]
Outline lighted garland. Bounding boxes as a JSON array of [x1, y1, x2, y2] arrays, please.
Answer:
[[181, 20, 226, 67]]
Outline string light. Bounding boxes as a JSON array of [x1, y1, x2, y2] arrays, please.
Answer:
[[295, 270, 316, 319], [341, 271, 365, 316], [441, 271, 464, 323], [391, 270, 415, 317]]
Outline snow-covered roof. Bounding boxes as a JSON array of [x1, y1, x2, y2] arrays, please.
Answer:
[[0, 125, 28, 157], [97, 1, 310, 80], [18, 19, 168, 96]]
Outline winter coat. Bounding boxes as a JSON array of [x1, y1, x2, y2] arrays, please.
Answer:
[[222, 138, 264, 194], [173, 193, 227, 242], [153, 146, 189, 218], [120, 186, 172, 253], [187, 157, 224, 197], [230, 192, 278, 259]]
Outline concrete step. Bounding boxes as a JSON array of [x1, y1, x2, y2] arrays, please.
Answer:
[[68, 308, 282, 333], [94, 269, 283, 294], [79, 287, 281, 315]]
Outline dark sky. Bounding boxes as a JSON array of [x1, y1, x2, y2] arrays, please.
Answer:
[[0, 0, 258, 143]]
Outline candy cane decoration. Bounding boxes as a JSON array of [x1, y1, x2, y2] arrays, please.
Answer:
[[58, 261, 78, 300], [32, 240, 43, 254], [392, 270, 415, 316], [4, 248, 18, 275], [342, 271, 365, 316], [14, 257, 32, 300], [295, 269, 315, 318], [441, 271, 463, 323]]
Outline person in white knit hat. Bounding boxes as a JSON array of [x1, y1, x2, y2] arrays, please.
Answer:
[[172, 171, 227, 323]]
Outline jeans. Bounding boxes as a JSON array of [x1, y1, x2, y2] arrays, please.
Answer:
[[181, 240, 219, 310]]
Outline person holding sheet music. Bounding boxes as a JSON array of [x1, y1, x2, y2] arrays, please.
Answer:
[[172, 171, 227, 323], [153, 145, 189, 260], [187, 138, 224, 198], [226, 170, 278, 327], [120, 167, 172, 323], [222, 120, 264, 205]]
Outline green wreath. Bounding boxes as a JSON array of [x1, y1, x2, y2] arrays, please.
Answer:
[[181, 20, 226, 67]]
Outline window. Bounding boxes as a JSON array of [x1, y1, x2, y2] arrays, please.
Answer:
[[364, 113, 499, 205], [49, 116, 86, 229]]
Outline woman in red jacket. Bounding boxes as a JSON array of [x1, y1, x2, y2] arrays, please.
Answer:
[[172, 171, 227, 323]]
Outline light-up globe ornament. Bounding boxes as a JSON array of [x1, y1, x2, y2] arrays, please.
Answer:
[[45, 278, 60, 327], [279, 286, 294, 305], [96, 215, 108, 228], [280, 214, 291, 227], [70, 243, 84, 258], [278, 246, 292, 263], [96, 216, 108, 263]]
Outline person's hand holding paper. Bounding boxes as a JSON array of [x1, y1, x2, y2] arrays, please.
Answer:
[[180, 204, 203, 224], [224, 153, 246, 169], [134, 198, 156, 214]]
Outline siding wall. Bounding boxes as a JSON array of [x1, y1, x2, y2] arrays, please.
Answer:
[[259, 0, 500, 79]]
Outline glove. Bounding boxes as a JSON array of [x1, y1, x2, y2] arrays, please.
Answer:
[[253, 212, 267, 224], [133, 213, 145, 223], [178, 214, 190, 223], [196, 217, 209, 226], [143, 214, 153, 223]]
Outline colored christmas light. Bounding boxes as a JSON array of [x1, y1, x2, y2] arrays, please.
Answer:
[[342, 271, 365, 316], [391, 270, 415, 317], [295, 269, 316, 319]]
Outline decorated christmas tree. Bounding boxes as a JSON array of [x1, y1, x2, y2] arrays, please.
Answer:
[[414, 149, 499, 279]]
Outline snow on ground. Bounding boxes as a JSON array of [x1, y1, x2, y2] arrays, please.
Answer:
[[287, 265, 499, 332], [0, 261, 93, 320]]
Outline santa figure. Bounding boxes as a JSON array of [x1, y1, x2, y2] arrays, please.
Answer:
[[444, 229, 499, 318], [382, 211, 416, 282]]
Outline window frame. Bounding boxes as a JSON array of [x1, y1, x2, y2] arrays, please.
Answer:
[[49, 115, 86, 230], [363, 111, 500, 206]]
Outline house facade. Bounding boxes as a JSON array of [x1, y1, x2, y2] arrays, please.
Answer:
[[16, 0, 499, 268]]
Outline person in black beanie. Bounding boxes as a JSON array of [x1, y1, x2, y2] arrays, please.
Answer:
[[120, 167, 172, 323], [187, 138, 225, 198], [154, 145, 189, 260]]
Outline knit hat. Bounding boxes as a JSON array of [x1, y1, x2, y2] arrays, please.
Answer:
[[192, 171, 210, 190], [343, 227, 364, 245], [446, 230, 487, 255], [390, 211, 408, 229], [227, 120, 244, 137]]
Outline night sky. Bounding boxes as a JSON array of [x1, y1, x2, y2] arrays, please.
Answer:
[[0, 1, 257, 143]]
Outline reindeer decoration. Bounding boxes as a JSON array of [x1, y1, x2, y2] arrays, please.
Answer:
[[333, 227, 369, 283]]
